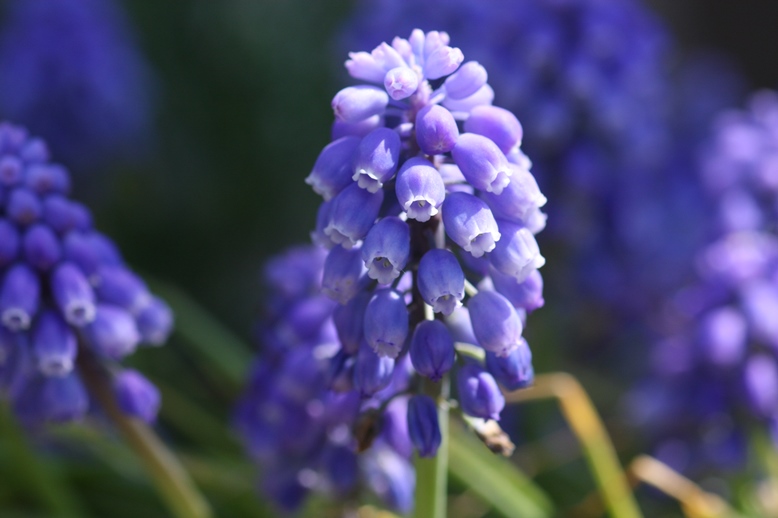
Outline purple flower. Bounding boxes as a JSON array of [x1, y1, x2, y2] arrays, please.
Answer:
[[457, 362, 505, 421], [407, 394, 441, 457], [415, 105, 459, 155], [353, 127, 401, 193], [395, 157, 446, 222], [305, 136, 360, 201], [409, 320, 455, 382], [114, 369, 161, 423], [364, 289, 408, 359], [361, 216, 410, 284], [417, 249, 464, 315], [325, 183, 384, 248], [354, 342, 396, 397], [485, 339, 534, 391], [489, 222, 545, 283], [467, 291, 523, 357], [452, 133, 512, 195]]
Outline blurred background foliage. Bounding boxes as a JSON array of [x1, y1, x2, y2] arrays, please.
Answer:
[[2, 1, 778, 517]]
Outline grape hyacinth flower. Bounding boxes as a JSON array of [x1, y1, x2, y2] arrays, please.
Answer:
[[317, 29, 547, 436], [0, 122, 172, 426], [630, 91, 778, 477], [237, 29, 547, 514], [0, 0, 154, 169]]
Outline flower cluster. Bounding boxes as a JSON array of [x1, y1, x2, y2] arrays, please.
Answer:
[[0, 0, 154, 169], [236, 29, 545, 514], [631, 92, 778, 474], [313, 28, 544, 438], [0, 122, 171, 426]]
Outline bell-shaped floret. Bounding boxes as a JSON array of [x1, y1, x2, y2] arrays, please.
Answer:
[[7, 188, 42, 226], [490, 222, 545, 283], [0, 219, 20, 267], [324, 183, 384, 248], [82, 304, 140, 359], [467, 291, 523, 357], [443, 84, 494, 112], [114, 369, 161, 423], [364, 289, 408, 359], [485, 338, 534, 391], [417, 249, 464, 315], [415, 104, 459, 155], [32, 309, 76, 377], [305, 136, 360, 201], [22, 224, 61, 271], [409, 319, 455, 381], [0, 263, 40, 331], [353, 128, 401, 193], [490, 268, 545, 313], [452, 133, 512, 195], [333, 290, 371, 354], [332, 86, 389, 123], [51, 262, 96, 326], [136, 297, 173, 345], [395, 157, 445, 222], [322, 245, 368, 305], [361, 217, 410, 284], [444, 61, 487, 100], [464, 105, 523, 153], [480, 166, 546, 225], [353, 342, 395, 397], [407, 394, 441, 457], [456, 362, 504, 420], [384, 66, 419, 100], [441, 192, 500, 258]]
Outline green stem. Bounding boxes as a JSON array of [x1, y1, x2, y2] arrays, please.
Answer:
[[78, 351, 211, 518], [0, 406, 83, 517], [506, 373, 642, 518], [413, 376, 449, 518]]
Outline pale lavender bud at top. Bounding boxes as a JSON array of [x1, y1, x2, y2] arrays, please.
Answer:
[[415, 105, 459, 155], [417, 249, 464, 315], [114, 369, 161, 423], [83, 304, 140, 359], [0, 219, 20, 267], [332, 86, 389, 123], [353, 342, 395, 397], [23, 224, 61, 271], [361, 217, 410, 284], [452, 133, 512, 195], [346, 51, 388, 83], [423, 44, 464, 80], [485, 338, 534, 391], [743, 355, 778, 418], [305, 136, 361, 201], [7, 188, 42, 226], [372, 42, 407, 73], [94, 266, 151, 315], [51, 262, 96, 326], [409, 319, 455, 382], [395, 157, 445, 222], [136, 297, 173, 345], [698, 307, 746, 366], [353, 128, 401, 193], [32, 309, 76, 377], [322, 245, 367, 305], [491, 269, 545, 313], [467, 291, 523, 357], [407, 394, 441, 457], [324, 183, 384, 248], [0, 263, 39, 330], [332, 114, 383, 140], [333, 290, 371, 354], [442, 84, 494, 112], [0, 155, 22, 185], [384, 66, 419, 100], [457, 362, 505, 420], [464, 105, 523, 154], [444, 61, 487, 100], [441, 192, 501, 258], [481, 166, 546, 225], [490, 222, 545, 283], [364, 289, 408, 359], [25, 164, 70, 195]]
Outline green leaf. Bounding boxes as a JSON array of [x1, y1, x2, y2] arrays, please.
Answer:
[[448, 421, 553, 518]]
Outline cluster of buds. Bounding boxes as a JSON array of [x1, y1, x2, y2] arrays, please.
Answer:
[[0, 122, 171, 425]]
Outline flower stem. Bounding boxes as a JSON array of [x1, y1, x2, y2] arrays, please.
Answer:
[[413, 376, 450, 518], [78, 351, 211, 518], [505, 372, 642, 518]]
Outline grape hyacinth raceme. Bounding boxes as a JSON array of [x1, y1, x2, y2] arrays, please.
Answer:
[[0, 122, 172, 426], [0, 0, 154, 169], [630, 92, 778, 477], [237, 29, 545, 514]]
